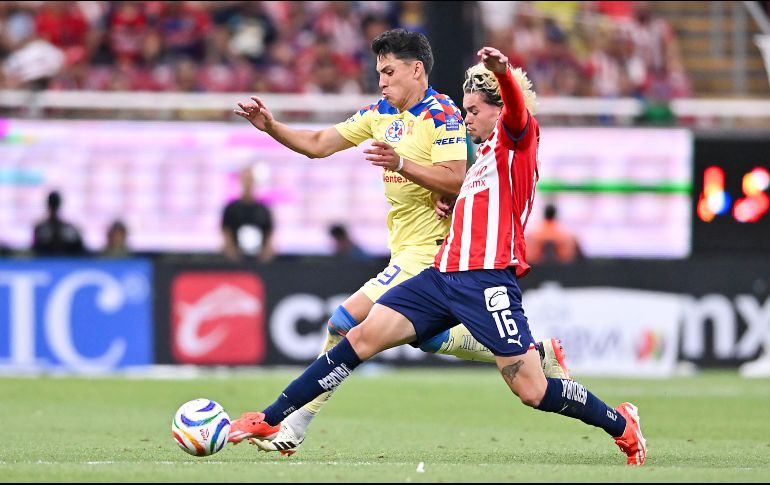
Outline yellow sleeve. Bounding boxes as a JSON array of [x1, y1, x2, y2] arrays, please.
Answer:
[[334, 105, 374, 146], [430, 113, 468, 164]]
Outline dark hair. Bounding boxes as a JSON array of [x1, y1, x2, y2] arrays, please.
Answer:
[[544, 204, 557, 220], [329, 224, 348, 239], [47, 191, 61, 212], [371, 28, 434, 76], [108, 220, 127, 235]]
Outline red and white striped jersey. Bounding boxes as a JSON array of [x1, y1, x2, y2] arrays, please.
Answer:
[[434, 113, 540, 277]]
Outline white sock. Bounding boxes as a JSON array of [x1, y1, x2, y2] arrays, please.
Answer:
[[284, 407, 316, 439]]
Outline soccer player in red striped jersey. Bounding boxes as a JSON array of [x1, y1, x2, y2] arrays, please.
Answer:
[[434, 51, 539, 276], [246, 47, 648, 465]]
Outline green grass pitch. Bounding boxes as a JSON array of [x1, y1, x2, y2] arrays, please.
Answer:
[[2, 369, 769, 482]]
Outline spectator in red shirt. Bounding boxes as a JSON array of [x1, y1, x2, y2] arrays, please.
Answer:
[[35, 1, 89, 50], [34, 1, 91, 74], [108, 1, 148, 63]]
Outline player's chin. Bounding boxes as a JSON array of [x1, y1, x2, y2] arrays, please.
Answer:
[[470, 135, 483, 144]]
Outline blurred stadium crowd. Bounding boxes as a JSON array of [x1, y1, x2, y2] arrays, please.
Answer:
[[0, 0, 690, 99]]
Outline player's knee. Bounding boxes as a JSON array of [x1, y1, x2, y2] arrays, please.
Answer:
[[418, 330, 449, 353], [517, 390, 542, 408], [327, 305, 358, 336], [346, 326, 376, 361], [501, 373, 545, 408], [508, 383, 544, 408]]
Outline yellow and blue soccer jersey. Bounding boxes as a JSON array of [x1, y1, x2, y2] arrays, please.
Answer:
[[335, 87, 467, 255]]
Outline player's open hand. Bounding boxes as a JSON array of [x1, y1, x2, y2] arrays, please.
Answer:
[[478, 47, 509, 75], [364, 141, 402, 172], [234, 96, 275, 131]]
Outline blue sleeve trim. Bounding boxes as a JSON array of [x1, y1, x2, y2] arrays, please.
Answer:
[[501, 111, 531, 144]]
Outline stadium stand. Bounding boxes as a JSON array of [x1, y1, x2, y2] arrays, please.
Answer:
[[1, 1, 769, 127], [0, 1, 696, 99]]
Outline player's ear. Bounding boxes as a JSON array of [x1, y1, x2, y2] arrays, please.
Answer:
[[413, 60, 423, 80]]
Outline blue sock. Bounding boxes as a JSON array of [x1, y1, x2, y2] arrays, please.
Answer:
[[262, 338, 363, 426], [536, 378, 626, 438]]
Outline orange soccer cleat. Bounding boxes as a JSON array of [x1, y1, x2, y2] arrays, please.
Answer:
[[613, 402, 648, 465], [228, 412, 281, 444]]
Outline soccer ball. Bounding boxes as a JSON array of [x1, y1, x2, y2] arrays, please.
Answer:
[[171, 398, 231, 457]]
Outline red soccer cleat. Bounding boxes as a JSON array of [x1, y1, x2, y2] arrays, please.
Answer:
[[228, 412, 281, 444], [613, 402, 647, 465]]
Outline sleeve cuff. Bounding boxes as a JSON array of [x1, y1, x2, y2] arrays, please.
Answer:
[[501, 111, 531, 143]]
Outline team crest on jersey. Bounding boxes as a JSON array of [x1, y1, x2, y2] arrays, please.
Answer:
[[384, 119, 405, 142]]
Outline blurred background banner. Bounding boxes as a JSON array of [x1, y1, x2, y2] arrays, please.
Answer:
[[2, 257, 767, 373], [524, 284, 682, 377], [152, 258, 446, 368], [522, 259, 770, 372], [535, 127, 692, 259], [148, 258, 770, 373], [0, 120, 693, 258], [0, 258, 153, 373]]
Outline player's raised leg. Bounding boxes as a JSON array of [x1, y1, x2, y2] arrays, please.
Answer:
[[443, 265, 644, 466], [228, 290, 371, 446], [246, 303, 419, 451], [494, 349, 647, 465]]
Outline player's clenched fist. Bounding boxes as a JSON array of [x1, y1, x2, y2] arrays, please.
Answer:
[[477, 47, 509, 75]]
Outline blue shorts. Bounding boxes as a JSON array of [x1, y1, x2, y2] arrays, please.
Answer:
[[377, 267, 535, 357]]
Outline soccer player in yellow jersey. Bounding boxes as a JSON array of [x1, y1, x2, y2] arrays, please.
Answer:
[[230, 29, 569, 453]]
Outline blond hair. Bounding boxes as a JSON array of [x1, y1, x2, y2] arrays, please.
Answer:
[[462, 63, 537, 114]]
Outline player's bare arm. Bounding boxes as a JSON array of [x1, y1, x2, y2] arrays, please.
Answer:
[[478, 47, 529, 134], [364, 141, 464, 198], [235, 95, 354, 158]]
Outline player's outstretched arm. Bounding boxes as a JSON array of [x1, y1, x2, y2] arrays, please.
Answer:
[[235, 95, 354, 158], [478, 47, 529, 137]]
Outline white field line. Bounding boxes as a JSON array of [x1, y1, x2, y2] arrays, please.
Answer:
[[0, 460, 515, 467], [4, 460, 415, 467]]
